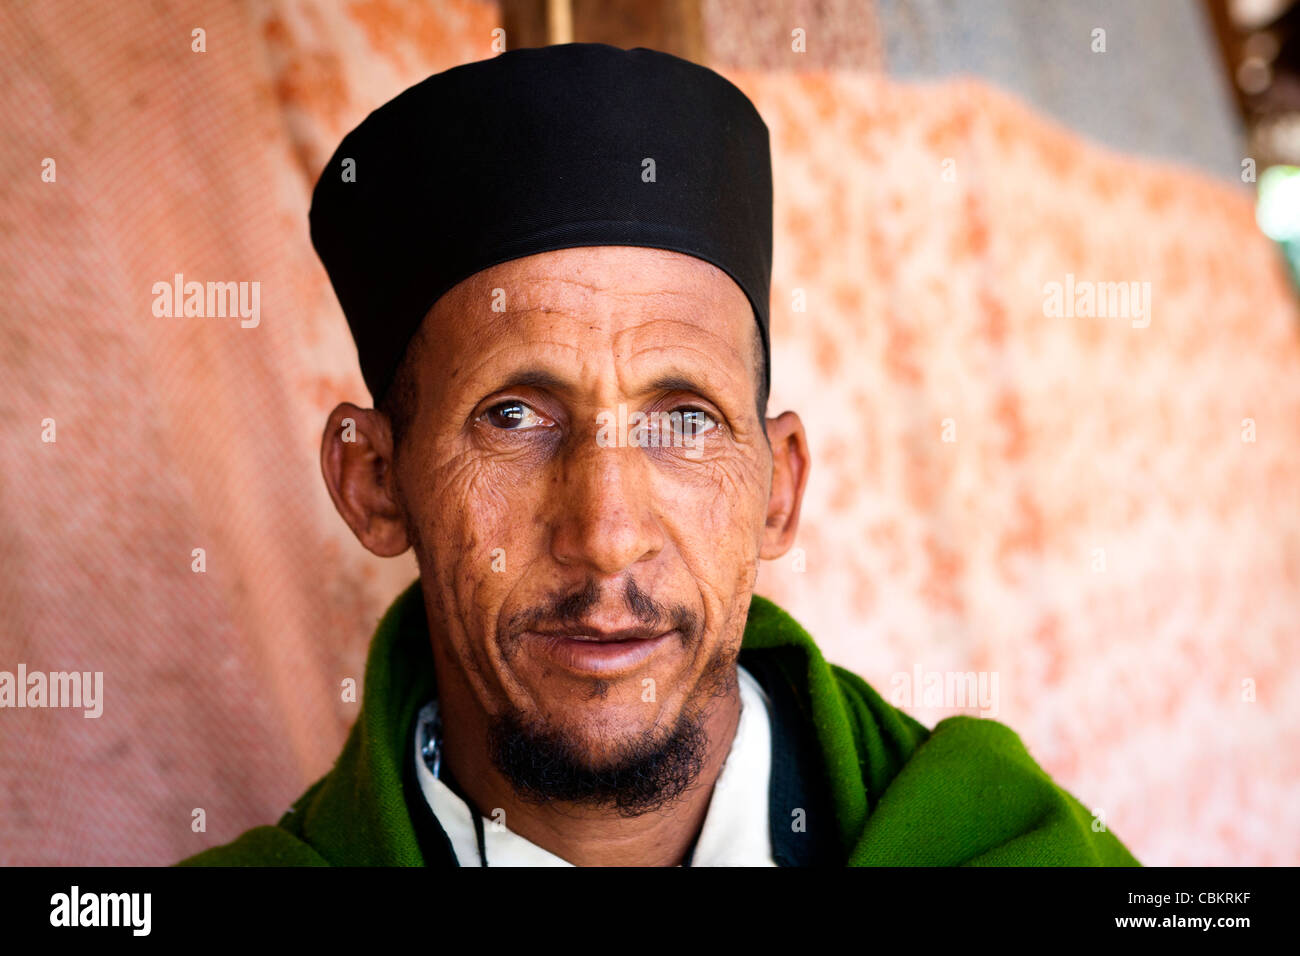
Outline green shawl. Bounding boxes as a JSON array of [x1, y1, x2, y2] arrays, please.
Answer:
[[178, 581, 1139, 867]]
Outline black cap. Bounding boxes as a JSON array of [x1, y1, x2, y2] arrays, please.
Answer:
[[310, 42, 773, 403]]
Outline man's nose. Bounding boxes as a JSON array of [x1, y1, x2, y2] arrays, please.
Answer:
[[548, 436, 665, 576]]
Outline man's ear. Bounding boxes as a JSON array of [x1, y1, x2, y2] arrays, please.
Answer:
[[759, 410, 810, 560], [320, 402, 410, 557]]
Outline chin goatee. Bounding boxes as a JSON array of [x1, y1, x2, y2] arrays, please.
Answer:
[[487, 704, 710, 817]]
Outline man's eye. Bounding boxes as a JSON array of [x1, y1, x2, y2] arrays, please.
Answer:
[[483, 401, 547, 430], [674, 408, 717, 437]]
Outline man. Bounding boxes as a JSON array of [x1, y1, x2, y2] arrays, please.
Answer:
[[180, 43, 1138, 867]]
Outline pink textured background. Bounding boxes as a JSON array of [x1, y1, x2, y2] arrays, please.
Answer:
[[1, 0, 1296, 865]]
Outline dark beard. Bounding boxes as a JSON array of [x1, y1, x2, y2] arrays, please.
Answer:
[[488, 647, 736, 818], [486, 700, 709, 817]]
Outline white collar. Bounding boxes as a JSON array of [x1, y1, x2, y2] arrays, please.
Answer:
[[413, 664, 776, 866]]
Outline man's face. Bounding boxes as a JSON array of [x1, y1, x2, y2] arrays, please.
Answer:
[[390, 246, 773, 780]]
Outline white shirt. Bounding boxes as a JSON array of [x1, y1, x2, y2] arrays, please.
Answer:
[[413, 664, 777, 866]]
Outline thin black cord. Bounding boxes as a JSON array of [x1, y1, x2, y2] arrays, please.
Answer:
[[471, 804, 489, 867], [439, 755, 491, 868]]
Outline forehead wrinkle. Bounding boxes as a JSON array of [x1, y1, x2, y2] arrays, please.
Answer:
[[616, 344, 746, 405], [498, 273, 607, 310], [615, 315, 748, 374], [433, 274, 593, 339], [499, 304, 572, 317], [442, 266, 748, 392], [498, 290, 703, 332], [505, 263, 728, 304], [614, 313, 736, 346], [513, 270, 606, 290], [447, 336, 590, 397], [491, 256, 739, 327]]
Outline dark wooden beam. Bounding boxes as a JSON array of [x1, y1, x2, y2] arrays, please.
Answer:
[[1203, 0, 1250, 120], [498, 0, 704, 62], [500, 0, 550, 50]]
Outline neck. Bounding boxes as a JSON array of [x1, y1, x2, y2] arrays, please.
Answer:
[[429, 642, 742, 867]]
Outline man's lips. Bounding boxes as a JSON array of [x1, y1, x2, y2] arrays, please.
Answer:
[[523, 625, 679, 676], [530, 624, 667, 643]]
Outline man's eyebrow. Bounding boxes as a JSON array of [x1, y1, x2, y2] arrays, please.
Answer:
[[490, 367, 572, 392], [487, 369, 717, 397], [645, 373, 712, 396]]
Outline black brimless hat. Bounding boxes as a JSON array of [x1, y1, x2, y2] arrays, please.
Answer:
[[310, 42, 773, 403]]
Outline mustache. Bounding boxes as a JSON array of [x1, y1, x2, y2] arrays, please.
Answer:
[[502, 576, 701, 657]]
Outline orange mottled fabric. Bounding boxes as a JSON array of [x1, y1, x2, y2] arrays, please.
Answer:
[[1, 1, 1296, 866]]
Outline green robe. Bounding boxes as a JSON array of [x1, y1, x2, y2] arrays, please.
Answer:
[[178, 581, 1140, 867]]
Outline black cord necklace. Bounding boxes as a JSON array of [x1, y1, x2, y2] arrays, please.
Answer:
[[417, 700, 489, 866]]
